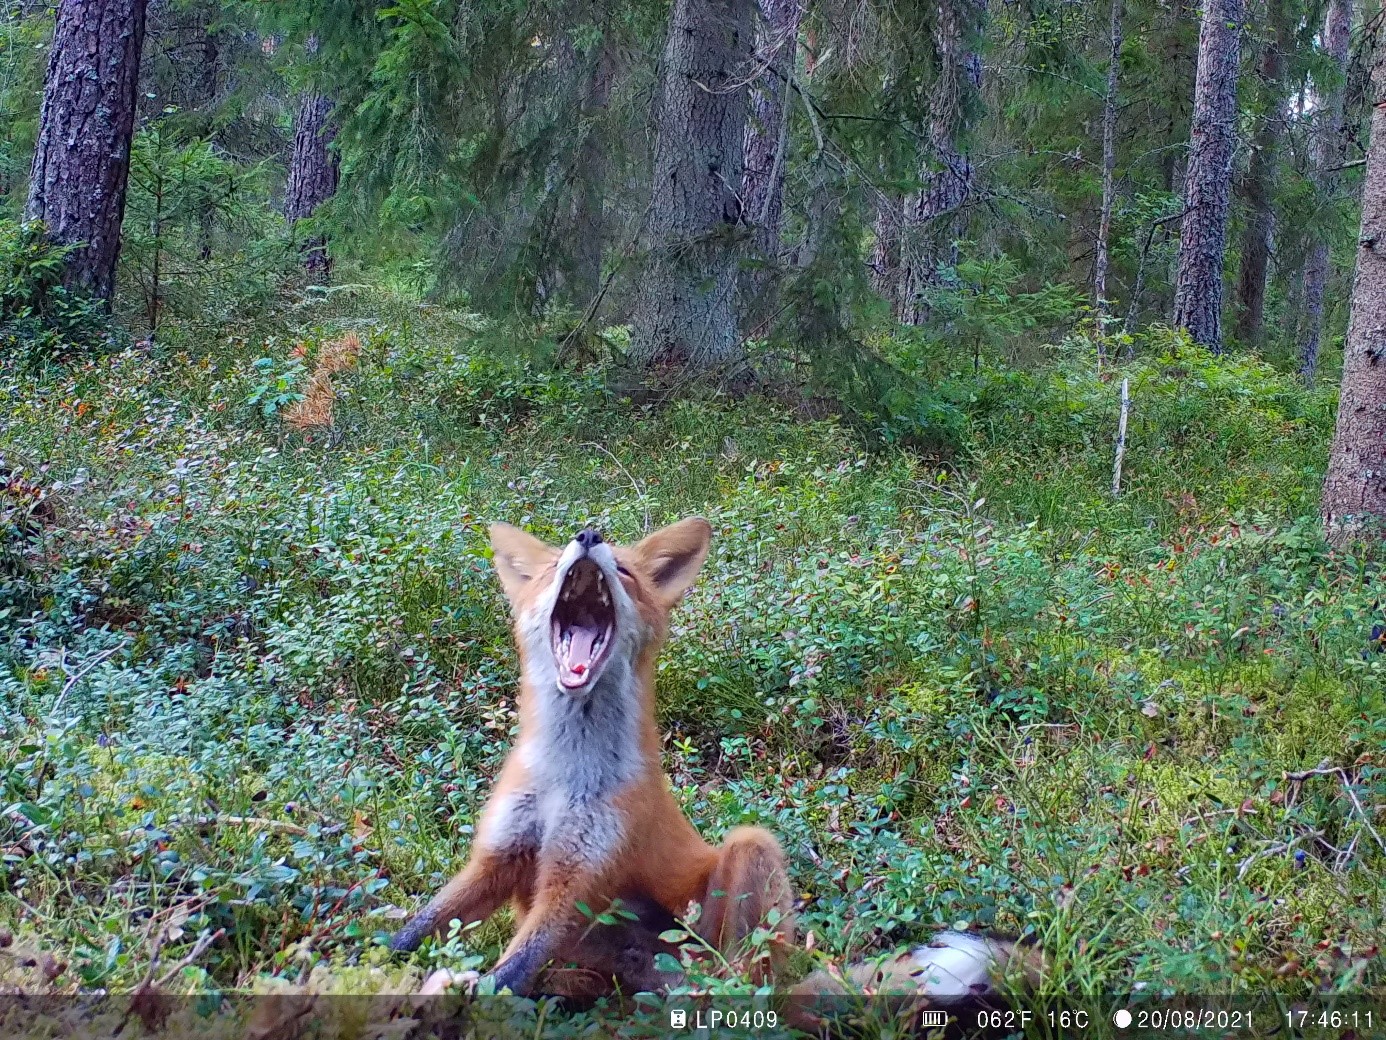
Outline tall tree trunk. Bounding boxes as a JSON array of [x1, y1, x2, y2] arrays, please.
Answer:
[[1300, 0, 1353, 381], [1094, 0, 1124, 329], [190, 5, 220, 261], [743, 0, 801, 261], [1158, 0, 1194, 200], [1321, 43, 1386, 544], [869, 194, 905, 313], [1232, 9, 1290, 346], [284, 91, 339, 277], [25, 0, 149, 306], [740, 0, 801, 332], [1171, 0, 1243, 353], [566, 42, 615, 308], [875, 0, 984, 325], [630, 0, 754, 375]]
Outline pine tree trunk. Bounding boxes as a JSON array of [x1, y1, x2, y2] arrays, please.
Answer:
[[567, 42, 615, 308], [876, 0, 984, 325], [192, 9, 219, 260], [284, 89, 339, 277], [1300, 0, 1353, 381], [1232, 12, 1290, 347], [1321, 43, 1386, 544], [25, 0, 149, 306], [869, 194, 905, 313], [743, 0, 801, 261], [739, 0, 801, 334], [1171, 0, 1242, 353], [630, 0, 753, 375], [1094, 0, 1123, 327]]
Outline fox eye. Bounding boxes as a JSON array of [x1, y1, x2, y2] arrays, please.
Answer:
[[616, 564, 633, 579]]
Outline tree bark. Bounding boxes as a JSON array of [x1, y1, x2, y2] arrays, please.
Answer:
[[566, 42, 615, 308], [1232, 8, 1291, 347], [1299, 0, 1353, 381], [1170, 0, 1243, 353], [873, 0, 984, 325], [869, 193, 904, 313], [25, 0, 149, 305], [1321, 42, 1386, 544], [630, 0, 754, 375], [1094, 0, 1124, 329], [284, 90, 339, 277], [743, 0, 801, 261], [739, 0, 801, 333]]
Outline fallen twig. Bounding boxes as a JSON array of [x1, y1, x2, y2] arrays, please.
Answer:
[[156, 928, 224, 988], [51, 642, 127, 713], [1235, 829, 1323, 880], [1180, 807, 1244, 826], [1283, 759, 1386, 860]]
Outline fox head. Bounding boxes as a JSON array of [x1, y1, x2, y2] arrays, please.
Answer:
[[488, 518, 712, 697]]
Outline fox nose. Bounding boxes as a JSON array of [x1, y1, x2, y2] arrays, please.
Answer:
[[575, 527, 603, 550]]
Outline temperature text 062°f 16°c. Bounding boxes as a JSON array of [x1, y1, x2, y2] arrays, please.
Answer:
[[970, 1009, 1092, 1031]]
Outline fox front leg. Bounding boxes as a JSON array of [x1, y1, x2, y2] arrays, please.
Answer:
[[390, 849, 523, 953], [486, 858, 610, 996]]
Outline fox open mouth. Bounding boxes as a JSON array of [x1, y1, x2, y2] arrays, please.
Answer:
[[551, 558, 616, 690]]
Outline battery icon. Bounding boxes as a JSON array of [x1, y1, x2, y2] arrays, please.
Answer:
[[920, 1010, 949, 1029]]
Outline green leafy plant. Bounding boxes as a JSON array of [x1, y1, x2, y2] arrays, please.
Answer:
[[246, 354, 307, 417], [906, 254, 1084, 376], [0, 220, 114, 364]]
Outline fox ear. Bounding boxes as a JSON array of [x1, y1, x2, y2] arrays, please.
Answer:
[[489, 523, 557, 604], [632, 517, 712, 607]]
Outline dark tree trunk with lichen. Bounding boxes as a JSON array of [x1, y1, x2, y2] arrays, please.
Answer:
[[630, 0, 754, 374], [871, 0, 984, 325], [285, 90, 339, 277], [25, 0, 149, 305], [1322, 42, 1386, 543], [1232, 4, 1291, 347], [1300, 0, 1353, 381], [739, 0, 802, 332], [743, 0, 801, 262], [567, 44, 615, 308], [1171, 0, 1242, 353]]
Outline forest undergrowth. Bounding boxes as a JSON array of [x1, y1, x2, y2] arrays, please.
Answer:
[[2, 288, 1382, 1037]]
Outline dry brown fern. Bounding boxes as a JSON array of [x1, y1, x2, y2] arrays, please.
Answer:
[[281, 332, 362, 432]]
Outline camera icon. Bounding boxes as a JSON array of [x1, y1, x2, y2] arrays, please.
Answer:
[[670, 1008, 687, 1028]]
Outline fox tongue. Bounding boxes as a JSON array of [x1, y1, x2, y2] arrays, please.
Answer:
[[565, 625, 600, 669]]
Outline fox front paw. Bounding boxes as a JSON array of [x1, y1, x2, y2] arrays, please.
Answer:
[[488, 948, 544, 997]]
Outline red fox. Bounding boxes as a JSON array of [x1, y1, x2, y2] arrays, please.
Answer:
[[392, 518, 1043, 1020], [390, 519, 794, 995]]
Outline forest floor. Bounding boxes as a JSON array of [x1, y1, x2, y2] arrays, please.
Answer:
[[1, 286, 1382, 1038]]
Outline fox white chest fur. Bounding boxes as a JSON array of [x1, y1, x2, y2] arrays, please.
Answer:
[[481, 663, 647, 864]]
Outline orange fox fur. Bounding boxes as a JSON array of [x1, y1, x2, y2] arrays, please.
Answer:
[[390, 518, 794, 996]]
